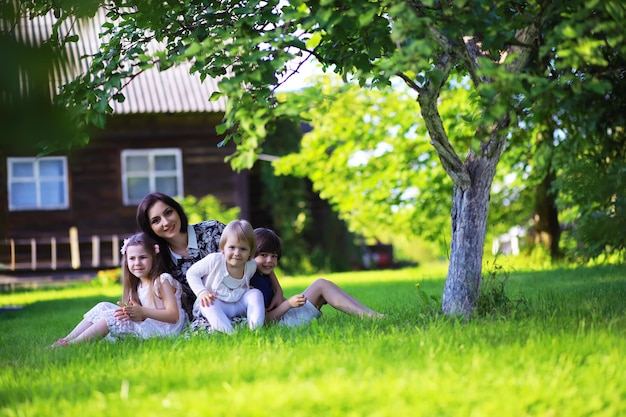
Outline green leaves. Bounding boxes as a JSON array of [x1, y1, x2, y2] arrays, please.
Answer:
[[183, 41, 201, 58], [274, 80, 455, 247]]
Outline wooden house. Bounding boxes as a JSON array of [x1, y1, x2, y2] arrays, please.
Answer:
[[0, 10, 254, 271], [1, 9, 379, 275]]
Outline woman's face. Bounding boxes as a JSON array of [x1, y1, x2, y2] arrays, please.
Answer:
[[147, 200, 182, 241]]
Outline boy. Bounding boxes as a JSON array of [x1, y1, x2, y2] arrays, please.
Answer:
[[251, 228, 384, 327]]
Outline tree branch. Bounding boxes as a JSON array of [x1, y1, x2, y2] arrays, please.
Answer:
[[395, 71, 421, 93], [481, 24, 540, 158], [417, 34, 471, 189], [502, 25, 540, 72], [459, 35, 491, 89]]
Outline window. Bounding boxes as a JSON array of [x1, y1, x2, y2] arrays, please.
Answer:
[[121, 149, 183, 205], [7, 157, 69, 211]]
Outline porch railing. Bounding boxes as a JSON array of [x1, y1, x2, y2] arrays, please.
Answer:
[[0, 227, 129, 272]]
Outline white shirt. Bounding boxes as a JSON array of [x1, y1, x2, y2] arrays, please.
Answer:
[[186, 252, 257, 303], [168, 224, 199, 263]]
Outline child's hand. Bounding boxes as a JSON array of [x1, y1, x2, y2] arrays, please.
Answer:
[[115, 300, 130, 321], [114, 305, 129, 321], [121, 299, 144, 322], [199, 291, 217, 307], [288, 294, 306, 308]]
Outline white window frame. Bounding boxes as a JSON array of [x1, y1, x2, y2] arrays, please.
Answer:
[[7, 156, 69, 211], [121, 148, 184, 206]]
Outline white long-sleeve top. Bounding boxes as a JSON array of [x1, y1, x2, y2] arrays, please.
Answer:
[[186, 252, 257, 303]]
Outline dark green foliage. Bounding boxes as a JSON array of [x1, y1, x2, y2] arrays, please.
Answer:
[[256, 118, 359, 274], [1, 0, 103, 155], [558, 152, 626, 260], [490, 0, 626, 262], [0, 34, 83, 155], [551, 37, 626, 261]]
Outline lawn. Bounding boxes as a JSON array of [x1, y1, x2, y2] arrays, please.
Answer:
[[1, 261, 625, 416]]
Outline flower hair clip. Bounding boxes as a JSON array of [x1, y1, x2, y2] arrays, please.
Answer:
[[120, 238, 131, 256], [154, 244, 160, 254]]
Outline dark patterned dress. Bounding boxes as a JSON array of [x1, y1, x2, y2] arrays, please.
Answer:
[[167, 220, 225, 318]]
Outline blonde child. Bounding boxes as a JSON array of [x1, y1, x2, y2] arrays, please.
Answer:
[[186, 219, 265, 334], [50, 232, 187, 347], [252, 228, 384, 327]]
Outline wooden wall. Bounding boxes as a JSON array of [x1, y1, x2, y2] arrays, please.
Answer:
[[0, 112, 247, 241]]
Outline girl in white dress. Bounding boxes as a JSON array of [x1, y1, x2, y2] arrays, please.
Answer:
[[50, 232, 187, 347]]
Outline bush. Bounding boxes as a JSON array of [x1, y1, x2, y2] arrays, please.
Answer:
[[92, 268, 121, 286], [177, 194, 240, 225]]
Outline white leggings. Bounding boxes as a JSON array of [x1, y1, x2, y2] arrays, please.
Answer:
[[199, 289, 265, 334]]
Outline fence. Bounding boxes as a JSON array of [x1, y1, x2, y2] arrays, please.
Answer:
[[0, 227, 128, 272]]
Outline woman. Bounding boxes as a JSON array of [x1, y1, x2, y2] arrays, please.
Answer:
[[136, 192, 283, 320]]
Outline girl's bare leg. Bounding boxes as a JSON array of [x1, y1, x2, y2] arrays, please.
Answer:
[[303, 279, 383, 318], [64, 318, 95, 341], [69, 318, 110, 343]]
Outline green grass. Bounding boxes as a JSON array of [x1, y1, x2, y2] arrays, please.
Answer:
[[1, 262, 625, 416]]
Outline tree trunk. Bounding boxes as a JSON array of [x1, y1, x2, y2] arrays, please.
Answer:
[[442, 155, 497, 316], [529, 127, 562, 260], [421, 25, 538, 317], [533, 169, 562, 259]]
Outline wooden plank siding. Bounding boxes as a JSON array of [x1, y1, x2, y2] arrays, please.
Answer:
[[0, 112, 252, 271]]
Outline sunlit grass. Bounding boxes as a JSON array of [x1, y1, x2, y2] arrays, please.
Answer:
[[1, 261, 625, 416]]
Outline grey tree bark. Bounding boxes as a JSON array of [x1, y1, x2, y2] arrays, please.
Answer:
[[414, 25, 539, 316]]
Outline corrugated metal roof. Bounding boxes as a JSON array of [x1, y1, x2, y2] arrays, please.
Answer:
[[13, 9, 226, 114]]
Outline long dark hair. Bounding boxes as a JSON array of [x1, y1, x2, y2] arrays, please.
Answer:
[[136, 192, 189, 235], [136, 192, 188, 272]]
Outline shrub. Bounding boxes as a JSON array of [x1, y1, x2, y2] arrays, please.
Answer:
[[177, 194, 240, 225], [92, 268, 121, 286]]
